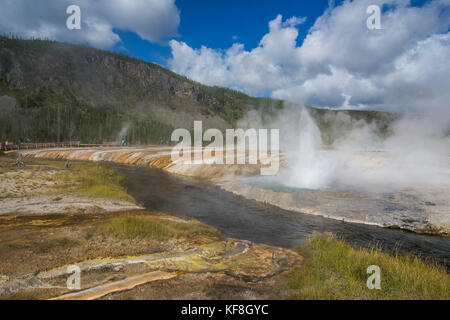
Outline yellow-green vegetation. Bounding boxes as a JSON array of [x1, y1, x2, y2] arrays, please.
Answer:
[[91, 214, 221, 241], [60, 161, 134, 203], [0, 156, 134, 203], [283, 233, 449, 300]]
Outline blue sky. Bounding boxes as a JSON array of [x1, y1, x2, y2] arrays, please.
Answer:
[[113, 0, 336, 66], [113, 0, 430, 67]]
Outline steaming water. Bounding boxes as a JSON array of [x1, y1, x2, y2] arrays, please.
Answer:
[[115, 164, 450, 270], [278, 107, 450, 192], [239, 176, 316, 193], [286, 108, 338, 189]]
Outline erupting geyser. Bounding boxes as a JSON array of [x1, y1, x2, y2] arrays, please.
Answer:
[[286, 108, 337, 190]]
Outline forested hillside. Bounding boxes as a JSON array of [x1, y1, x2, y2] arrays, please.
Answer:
[[0, 36, 282, 144], [0, 36, 396, 145]]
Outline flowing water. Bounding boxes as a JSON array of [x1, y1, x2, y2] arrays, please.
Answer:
[[115, 164, 450, 270]]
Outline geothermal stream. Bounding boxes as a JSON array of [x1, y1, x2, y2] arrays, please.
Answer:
[[18, 148, 450, 269], [115, 164, 450, 270], [19, 109, 450, 269]]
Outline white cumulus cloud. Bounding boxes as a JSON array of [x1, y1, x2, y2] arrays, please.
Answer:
[[0, 0, 180, 49], [168, 0, 450, 115]]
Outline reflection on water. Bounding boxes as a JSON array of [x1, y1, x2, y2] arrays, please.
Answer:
[[238, 176, 316, 193], [238, 176, 338, 193], [115, 164, 450, 270]]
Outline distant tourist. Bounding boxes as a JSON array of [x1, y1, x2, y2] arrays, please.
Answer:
[[15, 153, 24, 167]]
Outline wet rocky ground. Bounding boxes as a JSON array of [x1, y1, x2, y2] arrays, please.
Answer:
[[0, 157, 142, 215], [0, 155, 300, 300], [219, 178, 450, 235], [0, 211, 300, 300]]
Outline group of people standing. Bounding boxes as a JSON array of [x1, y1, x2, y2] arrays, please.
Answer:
[[0, 138, 31, 152], [0, 140, 9, 152]]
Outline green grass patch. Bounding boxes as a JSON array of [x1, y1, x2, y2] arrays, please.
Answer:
[[283, 233, 449, 300], [57, 161, 136, 203], [92, 214, 220, 241]]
